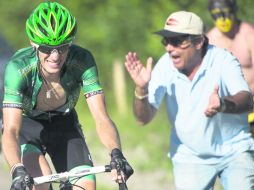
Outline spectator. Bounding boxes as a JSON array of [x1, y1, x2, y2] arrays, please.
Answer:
[[207, 0, 254, 133], [125, 10, 254, 189]]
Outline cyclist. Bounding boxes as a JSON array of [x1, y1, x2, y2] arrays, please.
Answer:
[[0, 34, 13, 153], [2, 2, 133, 190], [125, 10, 254, 189], [207, 0, 254, 134]]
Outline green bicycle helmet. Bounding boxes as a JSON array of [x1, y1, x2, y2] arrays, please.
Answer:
[[26, 1, 77, 46]]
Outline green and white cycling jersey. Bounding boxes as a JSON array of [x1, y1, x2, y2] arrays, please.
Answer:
[[3, 44, 103, 119]]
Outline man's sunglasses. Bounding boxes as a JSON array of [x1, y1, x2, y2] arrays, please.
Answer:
[[161, 35, 190, 47], [37, 43, 71, 54]]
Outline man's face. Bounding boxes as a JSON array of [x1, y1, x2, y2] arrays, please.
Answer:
[[209, 1, 236, 33], [36, 43, 70, 75], [162, 35, 203, 73]]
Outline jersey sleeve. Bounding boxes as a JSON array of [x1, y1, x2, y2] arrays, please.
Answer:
[[82, 66, 103, 97], [3, 60, 26, 108], [71, 47, 103, 97]]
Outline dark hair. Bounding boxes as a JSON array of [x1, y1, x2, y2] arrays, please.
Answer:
[[201, 36, 209, 57], [189, 35, 208, 57], [208, 0, 237, 13]]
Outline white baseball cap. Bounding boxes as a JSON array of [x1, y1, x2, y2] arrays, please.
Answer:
[[154, 11, 204, 37]]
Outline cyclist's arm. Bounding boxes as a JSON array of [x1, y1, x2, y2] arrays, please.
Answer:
[[133, 86, 157, 125], [86, 93, 121, 151], [2, 107, 23, 168]]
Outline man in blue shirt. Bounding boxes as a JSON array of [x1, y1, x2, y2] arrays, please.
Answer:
[[125, 10, 254, 189]]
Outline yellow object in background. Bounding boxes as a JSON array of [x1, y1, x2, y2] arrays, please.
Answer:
[[248, 112, 254, 124], [215, 17, 233, 33]]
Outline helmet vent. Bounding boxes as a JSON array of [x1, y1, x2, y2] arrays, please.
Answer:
[[68, 24, 77, 38], [55, 6, 59, 14], [41, 16, 47, 27], [50, 15, 56, 31], [59, 15, 63, 26], [29, 30, 35, 39], [43, 9, 48, 15], [62, 19, 68, 34], [38, 25, 47, 37]]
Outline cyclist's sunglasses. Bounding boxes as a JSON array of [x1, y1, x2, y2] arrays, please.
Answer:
[[161, 35, 190, 47], [37, 43, 71, 54]]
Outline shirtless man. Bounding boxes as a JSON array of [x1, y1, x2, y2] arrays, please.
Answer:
[[207, 0, 254, 129]]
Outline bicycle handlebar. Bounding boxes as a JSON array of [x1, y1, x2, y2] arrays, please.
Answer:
[[34, 165, 111, 185], [33, 164, 128, 190]]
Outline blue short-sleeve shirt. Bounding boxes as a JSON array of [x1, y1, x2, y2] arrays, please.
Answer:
[[148, 45, 254, 164]]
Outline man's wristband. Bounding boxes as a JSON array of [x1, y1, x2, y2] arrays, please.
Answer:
[[134, 90, 148, 100], [219, 98, 226, 112]]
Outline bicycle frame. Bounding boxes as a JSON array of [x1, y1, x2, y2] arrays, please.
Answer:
[[33, 165, 128, 190]]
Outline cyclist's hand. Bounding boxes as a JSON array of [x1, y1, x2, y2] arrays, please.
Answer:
[[110, 148, 134, 183], [10, 165, 34, 190]]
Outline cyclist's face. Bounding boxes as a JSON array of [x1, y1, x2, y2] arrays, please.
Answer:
[[209, 2, 236, 33], [36, 44, 70, 74]]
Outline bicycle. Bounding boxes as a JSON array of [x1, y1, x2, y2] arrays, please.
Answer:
[[33, 164, 128, 190]]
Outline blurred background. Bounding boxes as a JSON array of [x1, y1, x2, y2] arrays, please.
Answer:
[[0, 0, 254, 189]]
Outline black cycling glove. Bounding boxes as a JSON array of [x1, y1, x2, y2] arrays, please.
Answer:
[[110, 148, 134, 179], [10, 165, 34, 190]]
